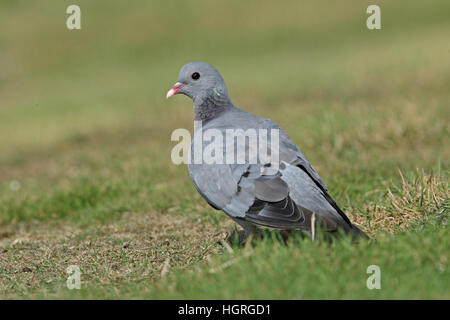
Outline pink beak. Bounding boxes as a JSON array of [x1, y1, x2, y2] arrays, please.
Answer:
[[166, 82, 186, 99]]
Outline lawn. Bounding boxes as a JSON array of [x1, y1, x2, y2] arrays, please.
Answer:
[[0, 0, 448, 299]]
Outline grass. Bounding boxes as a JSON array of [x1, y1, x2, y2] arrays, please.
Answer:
[[0, 0, 449, 299]]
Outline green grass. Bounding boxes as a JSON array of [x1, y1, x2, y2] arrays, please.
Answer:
[[0, 0, 449, 299], [46, 220, 449, 300]]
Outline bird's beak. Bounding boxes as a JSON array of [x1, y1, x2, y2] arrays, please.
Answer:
[[166, 82, 186, 99]]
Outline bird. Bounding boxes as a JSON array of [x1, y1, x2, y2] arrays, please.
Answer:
[[167, 62, 368, 243]]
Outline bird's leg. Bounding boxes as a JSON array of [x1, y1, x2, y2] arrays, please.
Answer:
[[224, 225, 261, 247], [225, 228, 248, 246], [280, 229, 292, 245], [237, 227, 253, 244]]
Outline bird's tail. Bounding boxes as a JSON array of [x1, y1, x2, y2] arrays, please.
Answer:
[[349, 224, 370, 240]]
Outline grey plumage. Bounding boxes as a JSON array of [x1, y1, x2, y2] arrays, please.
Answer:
[[167, 62, 368, 240]]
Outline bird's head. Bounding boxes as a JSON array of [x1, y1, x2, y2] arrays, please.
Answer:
[[166, 62, 230, 105]]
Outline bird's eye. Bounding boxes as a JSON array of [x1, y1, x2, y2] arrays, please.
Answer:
[[191, 72, 200, 80]]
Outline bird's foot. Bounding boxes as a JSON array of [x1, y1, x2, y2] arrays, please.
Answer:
[[217, 228, 263, 247]]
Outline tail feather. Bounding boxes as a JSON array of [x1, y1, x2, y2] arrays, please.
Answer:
[[349, 224, 370, 240]]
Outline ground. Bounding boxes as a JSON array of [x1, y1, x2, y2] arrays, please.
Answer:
[[0, 0, 449, 299]]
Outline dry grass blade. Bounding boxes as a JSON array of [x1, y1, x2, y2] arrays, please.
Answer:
[[209, 251, 253, 274], [161, 258, 170, 279], [219, 240, 234, 253], [311, 213, 316, 241], [349, 170, 449, 237]]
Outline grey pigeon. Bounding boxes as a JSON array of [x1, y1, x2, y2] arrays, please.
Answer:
[[167, 62, 368, 242]]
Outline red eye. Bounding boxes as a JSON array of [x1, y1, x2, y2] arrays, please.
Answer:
[[191, 72, 200, 80]]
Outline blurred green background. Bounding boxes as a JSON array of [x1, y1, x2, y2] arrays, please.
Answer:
[[0, 0, 448, 299], [1, 0, 448, 163]]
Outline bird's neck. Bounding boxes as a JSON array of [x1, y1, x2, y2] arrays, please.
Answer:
[[193, 93, 233, 121]]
